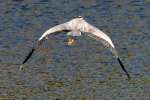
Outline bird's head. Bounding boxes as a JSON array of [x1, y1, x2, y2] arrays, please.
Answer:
[[69, 16, 84, 26], [73, 16, 83, 19], [77, 16, 83, 18]]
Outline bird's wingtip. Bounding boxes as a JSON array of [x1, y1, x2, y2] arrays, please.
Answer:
[[117, 57, 131, 80]]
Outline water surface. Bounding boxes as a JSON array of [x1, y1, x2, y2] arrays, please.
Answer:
[[0, 0, 150, 99]]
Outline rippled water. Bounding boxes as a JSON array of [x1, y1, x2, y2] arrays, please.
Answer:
[[0, 0, 150, 99]]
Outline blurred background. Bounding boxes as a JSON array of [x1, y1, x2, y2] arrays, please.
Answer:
[[0, 0, 150, 99]]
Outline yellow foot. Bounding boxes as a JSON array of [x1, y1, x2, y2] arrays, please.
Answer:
[[67, 37, 75, 45]]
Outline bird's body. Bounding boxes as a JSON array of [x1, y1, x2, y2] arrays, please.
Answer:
[[39, 17, 115, 48], [67, 30, 81, 36], [21, 16, 130, 79]]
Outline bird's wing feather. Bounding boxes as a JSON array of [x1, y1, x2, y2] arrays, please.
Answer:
[[86, 32, 118, 57], [82, 22, 118, 57], [38, 22, 71, 41], [21, 22, 71, 66], [83, 23, 130, 79]]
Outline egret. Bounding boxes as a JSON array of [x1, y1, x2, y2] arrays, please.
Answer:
[[20, 16, 130, 79]]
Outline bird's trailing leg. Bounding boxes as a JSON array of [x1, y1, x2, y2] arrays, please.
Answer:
[[67, 36, 75, 46], [66, 30, 81, 46]]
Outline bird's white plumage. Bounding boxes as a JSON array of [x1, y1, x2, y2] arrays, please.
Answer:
[[67, 30, 81, 36], [38, 17, 115, 48], [21, 16, 130, 79]]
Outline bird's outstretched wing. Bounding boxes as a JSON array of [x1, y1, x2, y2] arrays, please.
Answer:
[[20, 17, 131, 79], [81, 22, 118, 57], [86, 32, 118, 57], [83, 23, 130, 79], [38, 23, 71, 41], [20, 22, 71, 68]]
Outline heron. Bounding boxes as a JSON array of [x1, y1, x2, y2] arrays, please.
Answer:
[[20, 16, 130, 79]]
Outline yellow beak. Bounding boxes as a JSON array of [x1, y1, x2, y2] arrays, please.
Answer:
[[67, 37, 75, 45]]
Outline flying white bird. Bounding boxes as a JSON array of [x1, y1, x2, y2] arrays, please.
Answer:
[[21, 16, 130, 79]]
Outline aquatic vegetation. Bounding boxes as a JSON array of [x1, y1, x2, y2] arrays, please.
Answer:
[[47, 80, 64, 88], [0, 50, 16, 56]]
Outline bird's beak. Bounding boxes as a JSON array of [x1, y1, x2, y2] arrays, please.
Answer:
[[67, 37, 75, 45]]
